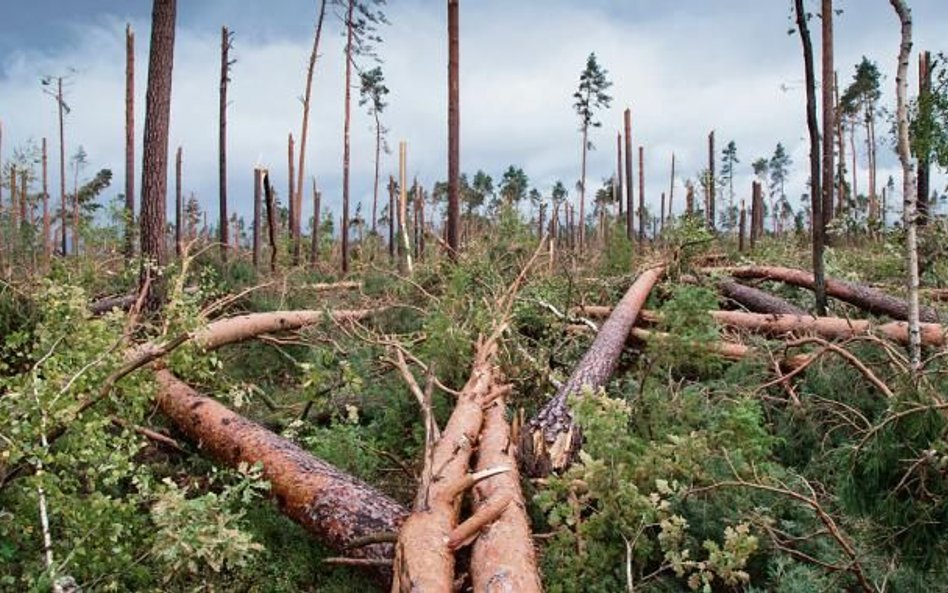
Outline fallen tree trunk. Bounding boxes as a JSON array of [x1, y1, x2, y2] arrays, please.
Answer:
[[717, 279, 807, 316], [193, 308, 383, 350], [709, 310, 946, 347], [520, 265, 665, 477], [89, 294, 137, 315], [719, 265, 939, 322], [470, 396, 543, 593], [391, 340, 502, 592], [154, 369, 408, 566]]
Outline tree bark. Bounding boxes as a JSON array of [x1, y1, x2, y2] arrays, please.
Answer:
[[175, 146, 182, 258], [125, 24, 136, 259], [579, 125, 588, 249], [311, 180, 321, 267], [708, 130, 716, 230], [616, 131, 623, 218], [470, 397, 543, 593], [520, 265, 664, 477], [447, 0, 460, 257], [738, 199, 746, 252], [624, 108, 634, 242], [668, 152, 676, 220], [219, 27, 232, 263], [297, 0, 326, 245], [795, 0, 827, 315], [341, 0, 355, 274], [638, 146, 645, 244], [58, 77, 67, 257], [388, 175, 396, 261], [289, 133, 299, 264], [155, 370, 406, 570], [263, 172, 278, 272], [139, 0, 176, 308], [42, 137, 50, 265], [890, 0, 921, 368], [253, 167, 262, 269], [822, 0, 835, 225], [722, 265, 938, 322], [717, 278, 807, 316], [917, 50, 931, 225]]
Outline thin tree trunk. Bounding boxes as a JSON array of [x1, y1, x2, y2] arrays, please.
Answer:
[[638, 146, 645, 244], [739, 199, 746, 252], [289, 133, 299, 264], [822, 0, 835, 225], [835, 71, 846, 214], [341, 0, 355, 274], [579, 125, 588, 249], [297, 0, 327, 245], [58, 78, 67, 257], [219, 27, 233, 263], [447, 0, 460, 257], [890, 0, 921, 368], [717, 278, 807, 315], [795, 0, 827, 315], [660, 192, 665, 235], [175, 146, 182, 258], [616, 131, 623, 217], [311, 179, 320, 267], [398, 142, 413, 274], [263, 172, 278, 273], [388, 175, 396, 261], [723, 265, 937, 322], [125, 24, 136, 259], [42, 137, 49, 265], [669, 152, 676, 220], [708, 130, 716, 230], [372, 112, 381, 235], [521, 266, 665, 477], [624, 108, 634, 242], [139, 0, 176, 308], [917, 50, 931, 225], [253, 167, 262, 269]]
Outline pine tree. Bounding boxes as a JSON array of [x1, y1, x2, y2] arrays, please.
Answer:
[[572, 53, 613, 249]]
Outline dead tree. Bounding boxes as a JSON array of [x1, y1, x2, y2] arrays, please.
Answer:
[[668, 152, 676, 219], [724, 265, 938, 322], [263, 172, 278, 272], [175, 146, 182, 258], [447, 0, 460, 257], [139, 0, 177, 308], [717, 278, 807, 316], [311, 179, 321, 267], [638, 146, 645, 244], [917, 50, 932, 224], [624, 108, 634, 241], [794, 0, 827, 315], [520, 266, 664, 477], [341, 0, 355, 274], [708, 130, 716, 230], [288, 133, 298, 263], [253, 167, 262, 269], [219, 26, 234, 262], [822, 0, 835, 224], [890, 0, 921, 368], [297, 0, 327, 258], [125, 24, 136, 258], [738, 199, 746, 252]]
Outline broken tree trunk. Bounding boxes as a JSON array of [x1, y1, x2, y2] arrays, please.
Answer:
[[470, 396, 543, 593], [721, 265, 939, 322], [192, 308, 383, 350], [155, 370, 407, 566], [520, 265, 665, 477], [716, 278, 807, 316]]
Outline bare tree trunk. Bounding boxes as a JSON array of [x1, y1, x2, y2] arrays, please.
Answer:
[[398, 142, 413, 274], [447, 0, 460, 257], [218, 27, 233, 263], [289, 133, 299, 264], [341, 0, 354, 274], [917, 50, 931, 225], [521, 266, 664, 477], [638, 146, 645, 244], [579, 124, 588, 249], [795, 0, 827, 315], [890, 0, 921, 369], [297, 0, 327, 243], [57, 78, 67, 257], [42, 138, 49, 265], [668, 152, 676, 220], [738, 199, 746, 252], [372, 112, 382, 235], [660, 192, 665, 235], [835, 71, 846, 214], [616, 131, 623, 217], [263, 172, 278, 273], [708, 130, 716, 230], [253, 167, 262, 269], [125, 24, 136, 259], [624, 108, 634, 242], [717, 278, 807, 315], [388, 175, 396, 261], [311, 179, 320, 267], [175, 146, 182, 258], [822, 0, 835, 225], [139, 0, 177, 308]]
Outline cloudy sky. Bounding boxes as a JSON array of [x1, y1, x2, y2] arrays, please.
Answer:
[[1, 0, 947, 230]]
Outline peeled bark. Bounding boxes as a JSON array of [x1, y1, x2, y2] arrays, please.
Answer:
[[193, 308, 382, 350], [722, 265, 938, 322], [520, 266, 664, 477], [155, 370, 407, 566], [469, 396, 543, 593], [717, 278, 807, 316], [391, 341, 501, 592]]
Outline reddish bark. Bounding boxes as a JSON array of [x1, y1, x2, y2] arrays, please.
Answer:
[[520, 266, 664, 477], [155, 370, 406, 566], [470, 396, 543, 593], [722, 265, 939, 322]]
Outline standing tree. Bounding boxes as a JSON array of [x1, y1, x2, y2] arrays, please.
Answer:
[[573, 53, 613, 249], [794, 0, 827, 315], [841, 57, 882, 222], [124, 24, 136, 258], [296, 0, 327, 257], [139, 0, 177, 307], [769, 143, 791, 233], [41, 74, 70, 256], [890, 0, 921, 369], [447, 0, 460, 257], [623, 108, 634, 241], [358, 66, 389, 236], [175, 146, 183, 258], [70, 145, 87, 255], [335, 0, 386, 274], [218, 27, 235, 262], [499, 165, 528, 206], [822, 0, 835, 226], [720, 140, 739, 230], [707, 130, 716, 230]]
